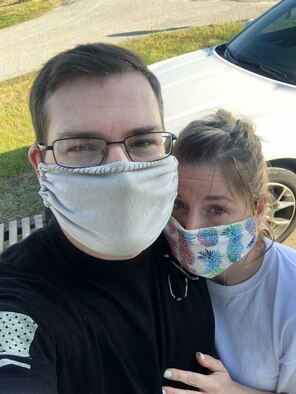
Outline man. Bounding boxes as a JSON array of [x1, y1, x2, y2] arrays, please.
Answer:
[[0, 43, 215, 393]]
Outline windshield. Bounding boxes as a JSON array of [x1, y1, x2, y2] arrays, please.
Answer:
[[216, 0, 296, 85]]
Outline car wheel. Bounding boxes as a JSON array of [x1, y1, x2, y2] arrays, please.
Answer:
[[266, 167, 296, 243]]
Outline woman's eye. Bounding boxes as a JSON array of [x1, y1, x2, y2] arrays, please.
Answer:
[[173, 200, 185, 209], [210, 206, 225, 215]]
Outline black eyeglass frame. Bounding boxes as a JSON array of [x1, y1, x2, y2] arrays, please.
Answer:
[[38, 131, 177, 168]]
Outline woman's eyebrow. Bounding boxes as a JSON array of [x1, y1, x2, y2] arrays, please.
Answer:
[[204, 195, 234, 203]]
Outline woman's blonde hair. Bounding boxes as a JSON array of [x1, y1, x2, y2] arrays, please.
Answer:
[[173, 109, 272, 240]]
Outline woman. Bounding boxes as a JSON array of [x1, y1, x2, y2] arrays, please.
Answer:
[[162, 109, 296, 393]]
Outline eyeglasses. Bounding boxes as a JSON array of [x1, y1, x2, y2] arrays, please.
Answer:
[[38, 131, 177, 168]]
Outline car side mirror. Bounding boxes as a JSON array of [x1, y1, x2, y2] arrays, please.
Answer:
[[243, 18, 255, 29]]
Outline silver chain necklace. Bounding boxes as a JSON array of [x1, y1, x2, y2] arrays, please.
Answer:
[[167, 274, 188, 301], [164, 254, 199, 302]]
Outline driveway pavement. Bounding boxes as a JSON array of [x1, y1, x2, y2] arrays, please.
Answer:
[[0, 0, 277, 81]]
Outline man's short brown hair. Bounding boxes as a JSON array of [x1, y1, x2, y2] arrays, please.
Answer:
[[29, 43, 164, 143]]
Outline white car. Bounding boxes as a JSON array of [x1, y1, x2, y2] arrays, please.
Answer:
[[150, 0, 296, 243]]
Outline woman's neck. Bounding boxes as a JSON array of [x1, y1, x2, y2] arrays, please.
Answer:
[[212, 239, 265, 286]]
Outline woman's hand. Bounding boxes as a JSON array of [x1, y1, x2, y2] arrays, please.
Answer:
[[162, 352, 274, 394]]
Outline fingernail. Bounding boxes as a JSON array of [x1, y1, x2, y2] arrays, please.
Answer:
[[162, 390, 167, 394], [163, 370, 173, 379], [198, 351, 205, 359]]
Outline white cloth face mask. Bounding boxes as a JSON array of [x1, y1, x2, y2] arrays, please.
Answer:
[[38, 156, 178, 257], [164, 216, 257, 278]]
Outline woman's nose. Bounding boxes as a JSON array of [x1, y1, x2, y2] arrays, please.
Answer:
[[102, 144, 130, 164], [184, 213, 201, 231]]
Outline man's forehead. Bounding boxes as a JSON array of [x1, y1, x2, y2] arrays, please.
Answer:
[[46, 73, 157, 109], [51, 72, 150, 94], [45, 73, 162, 142]]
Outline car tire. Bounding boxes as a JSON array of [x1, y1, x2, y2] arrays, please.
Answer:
[[267, 167, 296, 243]]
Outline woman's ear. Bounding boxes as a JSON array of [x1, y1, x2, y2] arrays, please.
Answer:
[[255, 194, 269, 226], [28, 144, 42, 182]]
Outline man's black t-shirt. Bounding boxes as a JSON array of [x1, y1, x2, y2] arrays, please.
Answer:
[[0, 219, 215, 393]]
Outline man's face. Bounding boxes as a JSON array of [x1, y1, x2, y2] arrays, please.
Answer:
[[43, 72, 163, 165], [28, 72, 165, 259]]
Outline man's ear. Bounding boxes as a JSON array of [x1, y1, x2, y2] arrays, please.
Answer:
[[28, 145, 42, 182]]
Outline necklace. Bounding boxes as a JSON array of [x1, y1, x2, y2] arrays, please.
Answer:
[[164, 254, 200, 281], [163, 253, 199, 302], [167, 274, 188, 302]]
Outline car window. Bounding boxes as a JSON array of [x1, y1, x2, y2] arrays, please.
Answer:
[[264, 10, 296, 32], [218, 0, 296, 85]]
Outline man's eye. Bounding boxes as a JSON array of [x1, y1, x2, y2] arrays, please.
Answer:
[[68, 144, 97, 152], [173, 200, 185, 209], [132, 138, 158, 148], [133, 140, 151, 148]]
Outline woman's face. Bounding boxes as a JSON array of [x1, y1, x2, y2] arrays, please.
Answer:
[[173, 163, 250, 230]]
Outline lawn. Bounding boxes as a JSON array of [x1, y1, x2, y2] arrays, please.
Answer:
[[0, 0, 61, 29], [0, 20, 244, 223]]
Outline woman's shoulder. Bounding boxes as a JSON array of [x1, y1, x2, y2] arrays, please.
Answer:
[[266, 237, 296, 259], [264, 237, 296, 281]]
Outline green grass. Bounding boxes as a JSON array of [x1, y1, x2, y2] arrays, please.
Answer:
[[120, 22, 243, 64], [0, 0, 61, 30], [0, 21, 244, 223]]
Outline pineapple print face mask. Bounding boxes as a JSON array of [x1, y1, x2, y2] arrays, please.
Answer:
[[163, 215, 257, 278]]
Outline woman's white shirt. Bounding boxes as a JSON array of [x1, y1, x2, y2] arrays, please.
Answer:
[[207, 238, 296, 393]]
